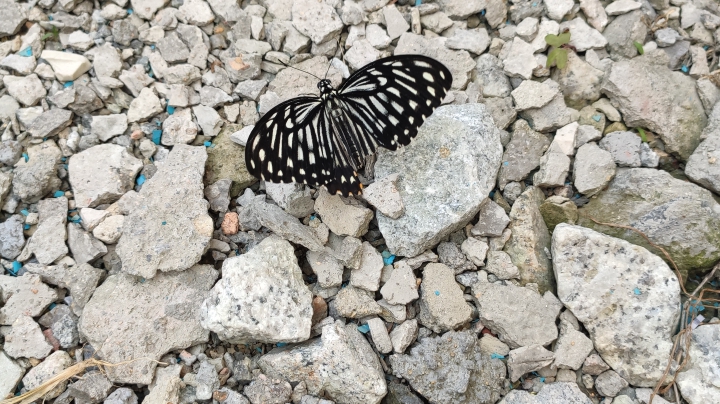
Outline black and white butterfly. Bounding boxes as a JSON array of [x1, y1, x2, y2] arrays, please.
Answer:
[[245, 55, 452, 197]]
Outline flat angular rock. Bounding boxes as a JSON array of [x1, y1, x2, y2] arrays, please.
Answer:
[[0, 273, 57, 325], [511, 80, 559, 111], [248, 199, 326, 252], [143, 365, 182, 404], [205, 124, 257, 193], [577, 168, 720, 273], [69, 144, 142, 208], [91, 114, 128, 142], [507, 344, 554, 381], [0, 0, 26, 38], [200, 236, 313, 343], [259, 320, 387, 404], [498, 120, 551, 189], [67, 223, 107, 264], [686, 102, 720, 193], [476, 54, 512, 98], [5, 315, 53, 359], [595, 370, 629, 397], [599, 131, 642, 167], [504, 186, 554, 293], [264, 182, 314, 218], [24, 263, 103, 316], [315, 189, 373, 237], [21, 197, 68, 265], [127, 87, 163, 123], [602, 51, 706, 160], [193, 105, 223, 136], [79, 265, 218, 384], [473, 281, 560, 349], [13, 140, 62, 203], [307, 250, 343, 288], [375, 104, 502, 257], [418, 263, 473, 333], [552, 224, 681, 386], [676, 323, 720, 404], [552, 319, 594, 370], [291, 0, 344, 44], [390, 330, 506, 404], [499, 382, 592, 404], [446, 28, 491, 55], [40, 50, 91, 82], [162, 108, 198, 145], [380, 260, 419, 305], [350, 242, 384, 291], [0, 351, 23, 400], [395, 33, 475, 90], [1, 54, 37, 75], [21, 351, 72, 400], [559, 18, 608, 52], [520, 93, 579, 133], [0, 215, 25, 259], [116, 145, 212, 279], [501, 37, 537, 80], [334, 286, 383, 318], [573, 142, 616, 196], [362, 174, 405, 219], [604, 10, 647, 59], [3, 74, 46, 106]]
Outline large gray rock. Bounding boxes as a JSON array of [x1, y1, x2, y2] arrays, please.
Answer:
[[67, 223, 107, 265], [552, 224, 681, 387], [22, 350, 73, 400], [577, 168, 720, 274], [0, 0, 26, 38], [499, 382, 592, 403], [676, 323, 720, 404], [21, 197, 68, 265], [504, 186, 554, 293], [472, 282, 560, 349], [602, 51, 707, 160], [375, 104, 502, 257], [389, 330, 506, 404], [259, 321, 387, 404], [200, 236, 313, 343], [79, 265, 218, 384], [116, 145, 213, 279], [395, 33, 476, 90], [12, 140, 62, 203], [686, 102, 720, 194]]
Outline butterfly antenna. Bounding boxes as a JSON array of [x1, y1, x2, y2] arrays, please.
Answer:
[[323, 37, 342, 79], [278, 60, 322, 80]]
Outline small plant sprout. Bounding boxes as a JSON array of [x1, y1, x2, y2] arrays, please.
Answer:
[[545, 30, 572, 69], [633, 41, 644, 55]]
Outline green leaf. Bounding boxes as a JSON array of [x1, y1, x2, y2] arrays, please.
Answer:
[[555, 49, 568, 69], [546, 48, 558, 68], [637, 128, 647, 143], [633, 41, 644, 55], [545, 32, 571, 47]]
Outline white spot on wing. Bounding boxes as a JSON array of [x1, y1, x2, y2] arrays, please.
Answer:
[[415, 60, 431, 68], [428, 86, 436, 96], [259, 150, 266, 161], [394, 69, 415, 82], [423, 72, 434, 82]]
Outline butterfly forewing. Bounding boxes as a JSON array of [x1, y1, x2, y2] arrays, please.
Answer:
[[244, 55, 452, 197], [339, 55, 452, 150], [245, 97, 334, 187]]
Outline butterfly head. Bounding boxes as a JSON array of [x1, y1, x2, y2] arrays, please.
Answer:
[[317, 79, 334, 95]]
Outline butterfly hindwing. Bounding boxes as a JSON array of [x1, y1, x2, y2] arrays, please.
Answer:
[[338, 55, 452, 151], [245, 97, 335, 187]]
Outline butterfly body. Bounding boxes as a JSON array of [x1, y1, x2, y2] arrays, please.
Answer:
[[245, 55, 452, 196]]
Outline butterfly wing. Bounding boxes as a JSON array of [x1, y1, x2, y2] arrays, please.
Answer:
[[337, 55, 452, 151], [244, 97, 335, 187]]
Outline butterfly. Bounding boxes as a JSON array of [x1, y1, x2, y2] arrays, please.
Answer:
[[244, 55, 452, 197]]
